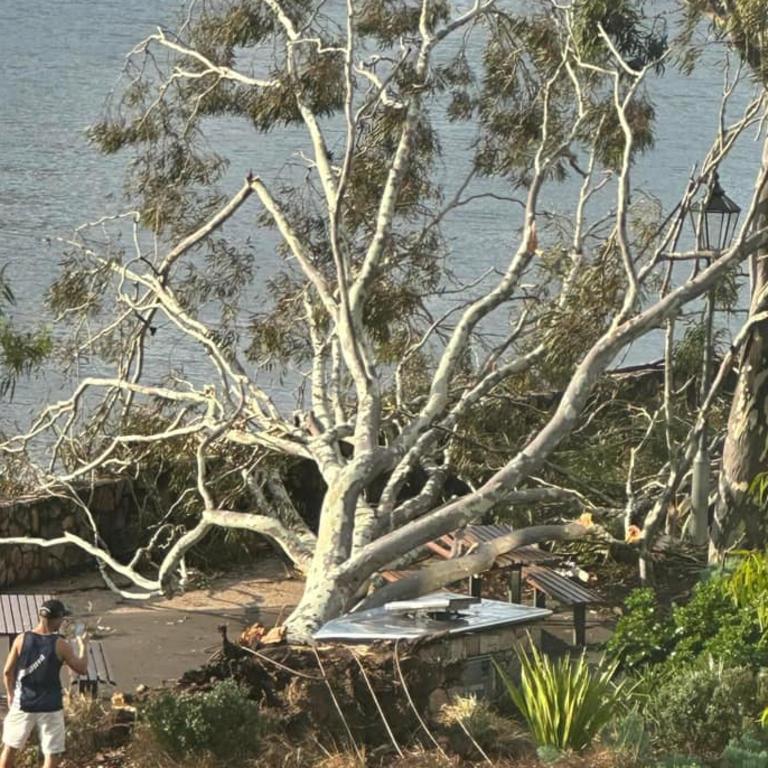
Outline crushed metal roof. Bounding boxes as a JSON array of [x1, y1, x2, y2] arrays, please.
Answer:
[[427, 525, 560, 568], [314, 591, 551, 642]]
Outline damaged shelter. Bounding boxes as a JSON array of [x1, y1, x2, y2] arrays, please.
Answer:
[[382, 524, 600, 648], [314, 591, 551, 700], [313, 525, 600, 700]]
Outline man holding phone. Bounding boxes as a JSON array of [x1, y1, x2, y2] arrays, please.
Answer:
[[0, 599, 89, 768]]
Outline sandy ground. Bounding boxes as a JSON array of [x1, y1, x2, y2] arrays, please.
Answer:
[[1, 556, 305, 699]]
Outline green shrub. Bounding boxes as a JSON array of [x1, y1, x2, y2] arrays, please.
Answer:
[[722, 733, 768, 768], [671, 578, 767, 667], [143, 679, 262, 759], [647, 664, 758, 756], [496, 645, 626, 751], [728, 550, 768, 632], [653, 758, 703, 768], [608, 577, 768, 672], [603, 708, 651, 765], [605, 588, 673, 669], [536, 744, 563, 764]]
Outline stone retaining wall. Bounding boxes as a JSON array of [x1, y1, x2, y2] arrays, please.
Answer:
[[0, 480, 136, 587]]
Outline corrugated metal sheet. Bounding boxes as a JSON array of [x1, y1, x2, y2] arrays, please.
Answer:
[[425, 539, 453, 559], [381, 569, 412, 583], [434, 525, 560, 567], [463, 525, 560, 566], [524, 565, 597, 606], [0, 594, 52, 636], [314, 591, 551, 642]]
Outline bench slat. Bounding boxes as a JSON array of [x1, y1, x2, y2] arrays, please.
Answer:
[[0, 594, 52, 637], [524, 565, 597, 606], [69, 640, 115, 686]]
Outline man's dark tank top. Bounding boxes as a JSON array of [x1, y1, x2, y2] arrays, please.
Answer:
[[14, 632, 63, 712]]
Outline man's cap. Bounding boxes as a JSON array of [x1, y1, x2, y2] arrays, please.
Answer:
[[39, 599, 72, 619]]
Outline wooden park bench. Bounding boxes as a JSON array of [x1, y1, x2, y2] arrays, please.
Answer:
[[69, 639, 116, 697], [0, 593, 115, 696], [523, 564, 598, 647], [0, 594, 53, 649]]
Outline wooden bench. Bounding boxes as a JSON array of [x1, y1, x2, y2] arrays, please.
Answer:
[[0, 594, 53, 650], [523, 565, 598, 647], [69, 640, 116, 696]]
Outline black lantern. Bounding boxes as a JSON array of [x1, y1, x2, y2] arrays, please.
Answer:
[[690, 173, 741, 252]]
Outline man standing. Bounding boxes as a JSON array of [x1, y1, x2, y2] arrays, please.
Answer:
[[0, 599, 88, 768]]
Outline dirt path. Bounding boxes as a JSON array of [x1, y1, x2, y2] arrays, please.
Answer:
[[5, 557, 304, 694]]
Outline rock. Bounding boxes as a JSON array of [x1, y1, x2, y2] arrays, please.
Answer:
[[428, 687, 449, 715]]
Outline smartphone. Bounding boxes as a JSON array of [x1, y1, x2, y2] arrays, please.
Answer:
[[73, 622, 86, 637]]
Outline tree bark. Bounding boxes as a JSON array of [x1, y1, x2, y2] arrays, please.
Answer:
[[356, 522, 593, 611], [712, 136, 768, 556]]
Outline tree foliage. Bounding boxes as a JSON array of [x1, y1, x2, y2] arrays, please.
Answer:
[[1, 0, 766, 635], [0, 267, 51, 399]]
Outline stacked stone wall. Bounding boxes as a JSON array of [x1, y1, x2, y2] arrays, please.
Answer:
[[0, 480, 135, 587]]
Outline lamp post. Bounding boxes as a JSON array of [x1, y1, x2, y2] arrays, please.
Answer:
[[688, 174, 741, 545]]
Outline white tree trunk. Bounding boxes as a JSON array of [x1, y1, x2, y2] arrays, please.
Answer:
[[712, 136, 768, 556]]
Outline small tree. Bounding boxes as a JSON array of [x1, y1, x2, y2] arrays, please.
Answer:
[[2, 0, 767, 638]]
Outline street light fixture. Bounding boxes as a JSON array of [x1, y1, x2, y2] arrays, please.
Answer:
[[688, 173, 741, 546], [689, 172, 742, 252]]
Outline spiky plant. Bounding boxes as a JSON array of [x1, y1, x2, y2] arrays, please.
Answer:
[[495, 645, 627, 752]]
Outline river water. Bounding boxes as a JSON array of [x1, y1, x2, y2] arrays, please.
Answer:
[[0, 1, 763, 434]]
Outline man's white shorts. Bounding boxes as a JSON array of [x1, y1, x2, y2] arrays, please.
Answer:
[[2, 708, 66, 755]]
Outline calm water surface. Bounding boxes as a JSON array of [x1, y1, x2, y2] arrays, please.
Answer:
[[0, 1, 763, 432]]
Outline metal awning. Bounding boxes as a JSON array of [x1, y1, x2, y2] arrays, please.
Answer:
[[314, 591, 551, 642]]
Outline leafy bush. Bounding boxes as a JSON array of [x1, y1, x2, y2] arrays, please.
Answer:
[[496, 645, 626, 751], [605, 588, 673, 669], [602, 708, 651, 765], [722, 733, 768, 768], [670, 578, 767, 667], [647, 664, 758, 757], [536, 744, 564, 764], [143, 679, 262, 759], [727, 550, 768, 632], [607, 570, 768, 672]]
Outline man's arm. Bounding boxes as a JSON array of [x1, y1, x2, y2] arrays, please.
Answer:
[[3, 635, 21, 706], [56, 635, 89, 676]]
